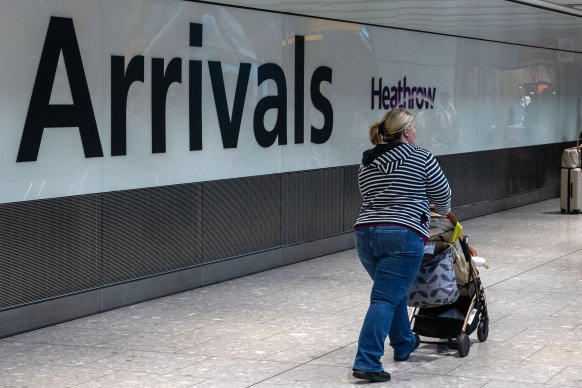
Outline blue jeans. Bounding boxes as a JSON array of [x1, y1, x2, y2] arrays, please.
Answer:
[[353, 225, 424, 372]]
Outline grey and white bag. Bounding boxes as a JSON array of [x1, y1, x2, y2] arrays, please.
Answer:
[[407, 247, 460, 308], [562, 138, 582, 168]]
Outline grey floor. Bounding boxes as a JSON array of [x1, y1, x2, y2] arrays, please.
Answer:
[[1, 198, 582, 387]]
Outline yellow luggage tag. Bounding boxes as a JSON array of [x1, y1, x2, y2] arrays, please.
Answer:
[[449, 222, 463, 247]]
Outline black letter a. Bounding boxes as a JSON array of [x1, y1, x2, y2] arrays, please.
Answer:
[[17, 17, 103, 162]]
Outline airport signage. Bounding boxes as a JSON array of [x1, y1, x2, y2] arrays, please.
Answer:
[[17, 18, 333, 163], [5, 0, 566, 204]]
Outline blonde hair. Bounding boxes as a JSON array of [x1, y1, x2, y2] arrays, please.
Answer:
[[369, 109, 414, 145]]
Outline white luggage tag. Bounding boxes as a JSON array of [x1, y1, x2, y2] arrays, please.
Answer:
[[424, 243, 435, 255]]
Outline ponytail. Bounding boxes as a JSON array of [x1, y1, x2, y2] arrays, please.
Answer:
[[369, 122, 384, 145], [369, 109, 414, 145]]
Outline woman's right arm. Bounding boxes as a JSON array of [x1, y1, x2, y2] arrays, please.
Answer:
[[425, 153, 451, 215]]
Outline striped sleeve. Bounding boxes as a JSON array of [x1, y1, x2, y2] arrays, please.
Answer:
[[425, 153, 451, 215]]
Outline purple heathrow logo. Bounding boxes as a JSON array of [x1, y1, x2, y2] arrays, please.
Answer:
[[371, 77, 436, 110]]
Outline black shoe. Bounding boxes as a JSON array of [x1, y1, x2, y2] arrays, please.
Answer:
[[394, 333, 420, 361], [352, 369, 391, 382]]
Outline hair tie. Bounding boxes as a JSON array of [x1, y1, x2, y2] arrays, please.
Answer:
[[379, 121, 388, 137]]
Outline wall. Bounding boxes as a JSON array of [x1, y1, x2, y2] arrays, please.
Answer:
[[0, 0, 578, 337]]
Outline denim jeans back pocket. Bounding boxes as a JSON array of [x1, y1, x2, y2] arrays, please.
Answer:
[[373, 228, 408, 258]]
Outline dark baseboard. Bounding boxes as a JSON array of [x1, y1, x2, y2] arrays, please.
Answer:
[[453, 186, 559, 221]]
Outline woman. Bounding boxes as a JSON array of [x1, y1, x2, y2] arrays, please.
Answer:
[[352, 109, 451, 382]]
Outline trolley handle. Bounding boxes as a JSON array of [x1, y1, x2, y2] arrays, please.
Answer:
[[429, 204, 458, 225]]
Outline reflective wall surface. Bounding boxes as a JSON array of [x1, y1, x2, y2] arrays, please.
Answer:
[[207, 0, 582, 50], [205, 0, 582, 150], [1, 0, 581, 203]]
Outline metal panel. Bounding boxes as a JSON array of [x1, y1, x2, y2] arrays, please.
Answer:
[[0, 142, 568, 316], [436, 142, 564, 208], [203, 174, 281, 260], [101, 184, 203, 284], [281, 233, 354, 266], [100, 265, 204, 312], [0, 290, 102, 338], [282, 168, 344, 244], [201, 249, 282, 286], [343, 165, 361, 232], [435, 152, 477, 208], [454, 186, 559, 221], [0, 195, 101, 309], [476, 149, 507, 202]]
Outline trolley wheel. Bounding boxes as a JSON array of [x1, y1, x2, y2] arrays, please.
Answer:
[[477, 319, 489, 342], [457, 333, 470, 357]]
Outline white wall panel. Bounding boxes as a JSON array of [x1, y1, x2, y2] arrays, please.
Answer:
[[0, 0, 580, 204]]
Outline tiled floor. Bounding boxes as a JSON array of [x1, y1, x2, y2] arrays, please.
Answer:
[[1, 198, 582, 387]]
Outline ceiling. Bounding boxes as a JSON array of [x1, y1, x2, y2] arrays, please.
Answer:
[[549, 0, 582, 10], [207, 0, 582, 51]]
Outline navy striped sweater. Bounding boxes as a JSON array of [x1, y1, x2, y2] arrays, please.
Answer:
[[355, 142, 451, 238]]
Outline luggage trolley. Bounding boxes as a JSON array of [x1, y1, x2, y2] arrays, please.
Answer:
[[409, 214, 489, 357]]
